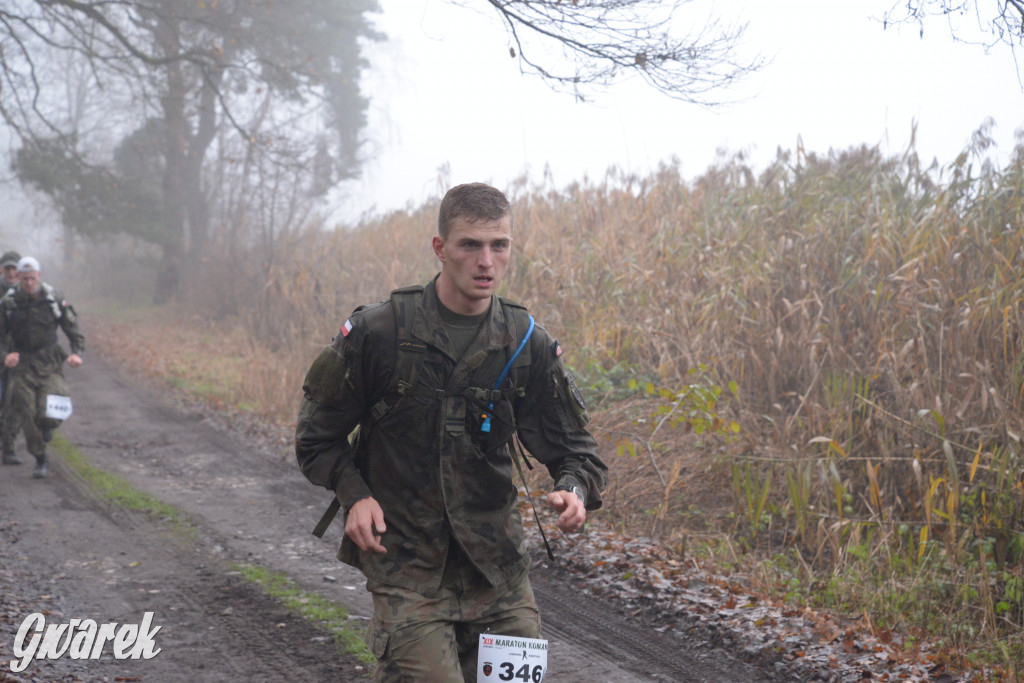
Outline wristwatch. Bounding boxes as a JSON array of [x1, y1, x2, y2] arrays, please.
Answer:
[[553, 484, 585, 507]]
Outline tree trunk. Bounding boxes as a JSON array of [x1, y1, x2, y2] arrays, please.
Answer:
[[153, 244, 182, 306], [185, 65, 223, 260], [153, 13, 187, 305]]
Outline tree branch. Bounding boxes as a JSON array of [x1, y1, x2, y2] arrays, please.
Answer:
[[480, 0, 762, 104], [39, 0, 211, 67]]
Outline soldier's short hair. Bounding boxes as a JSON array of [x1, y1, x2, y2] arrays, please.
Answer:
[[437, 183, 512, 240]]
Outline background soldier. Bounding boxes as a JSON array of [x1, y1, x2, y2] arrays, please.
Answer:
[[296, 183, 607, 681], [0, 250, 21, 464], [1, 251, 21, 294], [0, 257, 85, 477]]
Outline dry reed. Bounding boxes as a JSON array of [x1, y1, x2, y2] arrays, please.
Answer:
[[76, 129, 1024, 671]]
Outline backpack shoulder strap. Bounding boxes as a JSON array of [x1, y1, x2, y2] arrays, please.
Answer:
[[369, 291, 533, 424], [369, 285, 426, 422], [39, 283, 63, 320], [497, 297, 553, 560], [498, 296, 532, 389], [313, 285, 423, 540]]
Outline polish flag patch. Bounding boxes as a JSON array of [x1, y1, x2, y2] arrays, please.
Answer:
[[552, 340, 563, 357], [341, 319, 353, 337]]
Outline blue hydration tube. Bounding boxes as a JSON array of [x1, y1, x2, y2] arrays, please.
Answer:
[[481, 315, 534, 433]]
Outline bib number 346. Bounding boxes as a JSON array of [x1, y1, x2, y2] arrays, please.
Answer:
[[477, 634, 547, 683]]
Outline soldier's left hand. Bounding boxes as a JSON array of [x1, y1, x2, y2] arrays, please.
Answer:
[[546, 490, 586, 533], [67, 354, 82, 368]]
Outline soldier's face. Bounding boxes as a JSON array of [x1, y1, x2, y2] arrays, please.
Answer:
[[432, 215, 512, 315], [3, 266, 17, 286], [19, 270, 40, 294]]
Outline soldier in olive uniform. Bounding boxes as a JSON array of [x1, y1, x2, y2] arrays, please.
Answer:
[[0, 257, 85, 477], [0, 251, 21, 464], [296, 183, 607, 682], [1, 251, 21, 294]]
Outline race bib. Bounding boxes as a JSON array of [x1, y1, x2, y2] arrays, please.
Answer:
[[478, 634, 547, 682], [45, 395, 73, 420]]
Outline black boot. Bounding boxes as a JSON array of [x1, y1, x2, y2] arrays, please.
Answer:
[[41, 428, 54, 444], [2, 451, 21, 465], [31, 454, 48, 479]]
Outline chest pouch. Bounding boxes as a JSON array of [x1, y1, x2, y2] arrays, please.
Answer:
[[466, 387, 521, 456]]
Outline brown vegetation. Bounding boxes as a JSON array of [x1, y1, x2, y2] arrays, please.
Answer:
[[78, 129, 1024, 677]]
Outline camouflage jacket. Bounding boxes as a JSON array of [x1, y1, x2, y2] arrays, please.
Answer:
[[296, 278, 607, 597], [0, 283, 85, 364]]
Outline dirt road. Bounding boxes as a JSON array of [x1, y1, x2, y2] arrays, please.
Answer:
[[0, 356, 782, 682]]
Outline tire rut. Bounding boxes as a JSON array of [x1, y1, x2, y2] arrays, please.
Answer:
[[531, 565, 767, 682]]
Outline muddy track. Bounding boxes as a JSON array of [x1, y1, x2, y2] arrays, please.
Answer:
[[530, 568, 765, 682], [0, 451, 365, 682], [0, 356, 784, 681]]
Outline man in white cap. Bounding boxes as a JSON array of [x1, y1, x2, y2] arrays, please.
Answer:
[[0, 256, 84, 477]]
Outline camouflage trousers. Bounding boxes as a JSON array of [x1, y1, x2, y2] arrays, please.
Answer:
[[0, 367, 8, 449], [365, 551, 541, 682], [2, 362, 67, 457]]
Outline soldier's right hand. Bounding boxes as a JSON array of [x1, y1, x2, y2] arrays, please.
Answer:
[[4, 352, 18, 368], [345, 496, 388, 554]]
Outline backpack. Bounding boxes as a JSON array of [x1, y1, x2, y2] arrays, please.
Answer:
[[312, 286, 537, 538], [366, 285, 534, 434]]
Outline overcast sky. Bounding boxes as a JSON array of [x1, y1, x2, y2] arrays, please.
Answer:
[[334, 0, 1024, 222]]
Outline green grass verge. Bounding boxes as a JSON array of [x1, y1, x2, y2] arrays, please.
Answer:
[[51, 434, 374, 669], [234, 563, 376, 668], [51, 434, 194, 535]]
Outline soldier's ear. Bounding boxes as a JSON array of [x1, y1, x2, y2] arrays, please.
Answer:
[[432, 235, 446, 263]]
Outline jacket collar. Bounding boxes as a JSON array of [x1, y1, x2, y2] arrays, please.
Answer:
[[10, 282, 55, 303], [412, 275, 514, 361]]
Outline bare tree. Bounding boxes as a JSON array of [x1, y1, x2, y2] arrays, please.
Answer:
[[1, 0, 380, 303], [2, 0, 764, 305], [478, 0, 762, 103], [881, 1, 1024, 78]]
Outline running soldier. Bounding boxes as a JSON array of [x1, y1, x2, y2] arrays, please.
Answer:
[[0, 257, 85, 477], [296, 183, 607, 681]]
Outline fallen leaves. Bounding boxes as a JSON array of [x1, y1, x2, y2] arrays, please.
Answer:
[[522, 509, 997, 682]]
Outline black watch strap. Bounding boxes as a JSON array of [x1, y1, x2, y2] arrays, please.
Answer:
[[553, 484, 585, 507]]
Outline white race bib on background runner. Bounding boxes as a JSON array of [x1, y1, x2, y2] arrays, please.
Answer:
[[478, 634, 547, 682], [45, 395, 72, 420]]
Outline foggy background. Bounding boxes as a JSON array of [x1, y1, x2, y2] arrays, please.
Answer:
[[340, 0, 1024, 220], [0, 0, 1021, 282]]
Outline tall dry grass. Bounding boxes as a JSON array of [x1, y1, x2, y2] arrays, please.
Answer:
[[79, 126, 1024, 670]]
